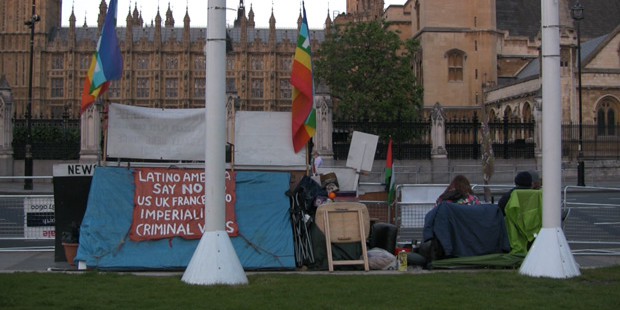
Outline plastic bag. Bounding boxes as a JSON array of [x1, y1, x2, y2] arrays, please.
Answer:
[[367, 247, 398, 270]]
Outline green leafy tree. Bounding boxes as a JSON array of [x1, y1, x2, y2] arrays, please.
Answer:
[[314, 21, 423, 124]]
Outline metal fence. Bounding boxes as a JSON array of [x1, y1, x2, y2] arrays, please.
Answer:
[[12, 119, 81, 160], [333, 121, 617, 161], [8, 119, 619, 161], [563, 124, 620, 160]]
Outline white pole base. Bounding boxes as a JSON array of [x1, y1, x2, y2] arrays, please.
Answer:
[[182, 231, 248, 285], [519, 227, 581, 279]]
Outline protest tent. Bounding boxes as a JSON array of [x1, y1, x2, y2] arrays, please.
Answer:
[[75, 166, 296, 270]]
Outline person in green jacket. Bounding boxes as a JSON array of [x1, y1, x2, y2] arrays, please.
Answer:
[[497, 171, 532, 215]]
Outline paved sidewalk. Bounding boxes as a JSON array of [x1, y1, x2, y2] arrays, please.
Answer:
[[0, 249, 618, 274]]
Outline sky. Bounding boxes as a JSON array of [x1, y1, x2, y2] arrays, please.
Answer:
[[61, 0, 405, 30]]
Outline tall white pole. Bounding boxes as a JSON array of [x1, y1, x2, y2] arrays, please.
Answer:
[[182, 0, 248, 285], [519, 0, 580, 279]]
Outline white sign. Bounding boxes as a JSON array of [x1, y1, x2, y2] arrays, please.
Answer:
[[346, 131, 378, 172], [23, 197, 55, 239], [107, 103, 205, 160], [234, 111, 306, 167], [52, 163, 97, 177]]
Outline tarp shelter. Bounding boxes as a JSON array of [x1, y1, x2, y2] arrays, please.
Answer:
[[423, 202, 511, 257], [75, 167, 296, 270], [422, 202, 516, 269]]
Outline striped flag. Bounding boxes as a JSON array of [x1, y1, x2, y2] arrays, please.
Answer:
[[290, 2, 316, 153], [385, 138, 396, 205], [81, 0, 123, 113]]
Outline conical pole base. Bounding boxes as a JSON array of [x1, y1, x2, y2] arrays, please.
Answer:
[[519, 227, 580, 279], [182, 231, 248, 285]]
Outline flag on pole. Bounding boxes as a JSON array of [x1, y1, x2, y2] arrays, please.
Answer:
[[385, 138, 396, 205], [81, 0, 123, 113], [290, 2, 316, 153]]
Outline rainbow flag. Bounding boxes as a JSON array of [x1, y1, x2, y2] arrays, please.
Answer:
[[81, 0, 123, 113], [290, 2, 316, 153]]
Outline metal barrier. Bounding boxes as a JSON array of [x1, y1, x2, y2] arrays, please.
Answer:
[[394, 184, 511, 243], [393, 184, 447, 242], [358, 200, 390, 224], [2, 173, 617, 256], [393, 183, 620, 255], [562, 185, 620, 255], [0, 194, 55, 240], [470, 184, 514, 204]]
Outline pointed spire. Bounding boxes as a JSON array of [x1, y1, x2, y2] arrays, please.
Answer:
[[126, 4, 133, 27], [269, 5, 276, 29], [132, 2, 140, 20], [165, 2, 175, 27], [69, 4, 76, 28], [325, 5, 332, 30], [184, 3, 190, 26], [126, 2, 134, 44], [155, 5, 162, 47], [97, 0, 107, 33], [248, 3, 255, 28], [269, 3, 276, 47], [69, 3, 76, 44], [155, 5, 162, 26], [233, 0, 246, 27], [183, 3, 191, 43]]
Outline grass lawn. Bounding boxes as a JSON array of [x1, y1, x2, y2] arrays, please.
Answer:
[[1, 266, 619, 309]]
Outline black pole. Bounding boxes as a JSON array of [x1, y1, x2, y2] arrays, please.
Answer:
[[503, 111, 508, 159], [24, 0, 39, 190], [572, 1, 585, 186], [576, 20, 585, 186], [473, 112, 479, 159]]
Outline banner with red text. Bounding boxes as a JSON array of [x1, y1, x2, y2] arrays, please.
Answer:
[[129, 167, 237, 241]]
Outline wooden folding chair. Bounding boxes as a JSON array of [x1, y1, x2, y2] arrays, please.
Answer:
[[315, 202, 370, 272]]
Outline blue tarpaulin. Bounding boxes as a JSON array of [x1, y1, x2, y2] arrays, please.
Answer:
[[75, 167, 296, 270]]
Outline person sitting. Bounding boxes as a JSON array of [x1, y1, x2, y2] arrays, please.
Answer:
[[311, 150, 323, 176], [528, 170, 542, 189], [435, 175, 481, 206], [497, 171, 532, 215]]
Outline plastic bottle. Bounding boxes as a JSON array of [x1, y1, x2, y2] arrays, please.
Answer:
[[398, 250, 408, 271]]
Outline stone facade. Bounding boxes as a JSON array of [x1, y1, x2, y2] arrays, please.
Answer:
[[0, 0, 618, 168], [0, 75, 14, 175]]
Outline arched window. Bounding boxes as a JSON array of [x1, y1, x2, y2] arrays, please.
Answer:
[[522, 102, 533, 123], [597, 98, 618, 136], [446, 49, 465, 82]]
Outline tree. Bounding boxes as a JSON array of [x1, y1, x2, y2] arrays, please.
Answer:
[[314, 21, 423, 124]]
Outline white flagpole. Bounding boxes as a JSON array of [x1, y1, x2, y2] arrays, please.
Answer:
[[182, 0, 248, 285], [519, 0, 580, 279]]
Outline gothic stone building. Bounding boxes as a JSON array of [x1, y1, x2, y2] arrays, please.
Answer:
[[380, 0, 619, 161], [1, 0, 619, 164], [0, 0, 334, 120]]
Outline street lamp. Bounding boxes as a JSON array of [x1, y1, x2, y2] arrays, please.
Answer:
[[23, 0, 40, 190], [571, 1, 585, 186]]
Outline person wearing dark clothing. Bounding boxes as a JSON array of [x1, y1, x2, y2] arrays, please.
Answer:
[[497, 171, 532, 215]]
